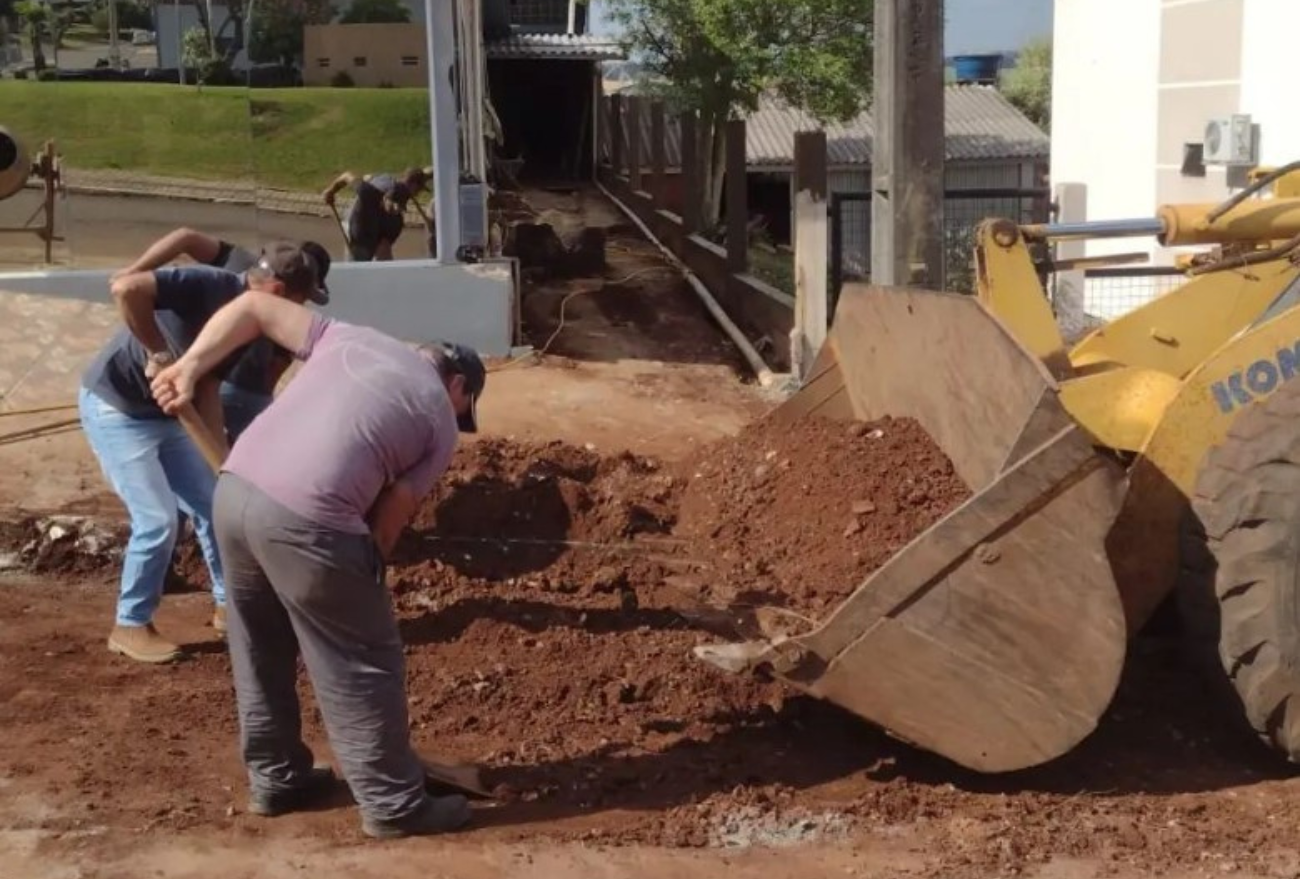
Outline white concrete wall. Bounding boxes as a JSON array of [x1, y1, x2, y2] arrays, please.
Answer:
[[1050, 0, 1161, 259], [1240, 0, 1300, 168], [0, 260, 517, 355]]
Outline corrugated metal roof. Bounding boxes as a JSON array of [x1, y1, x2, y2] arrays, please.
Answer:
[[619, 85, 1047, 169], [486, 33, 624, 61]]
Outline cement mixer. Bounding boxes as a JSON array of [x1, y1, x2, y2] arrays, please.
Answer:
[[697, 163, 1300, 773], [0, 126, 63, 263]]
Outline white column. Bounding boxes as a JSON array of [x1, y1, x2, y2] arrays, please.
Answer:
[[425, 0, 461, 261]]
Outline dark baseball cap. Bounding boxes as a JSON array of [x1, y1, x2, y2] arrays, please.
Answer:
[[300, 240, 332, 305], [426, 340, 485, 433], [257, 241, 325, 305]]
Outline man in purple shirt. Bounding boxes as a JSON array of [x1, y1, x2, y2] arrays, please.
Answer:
[[150, 292, 484, 838]]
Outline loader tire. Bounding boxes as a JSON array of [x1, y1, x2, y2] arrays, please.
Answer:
[[1181, 376, 1300, 762]]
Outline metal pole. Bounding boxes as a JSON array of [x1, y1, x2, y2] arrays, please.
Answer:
[[174, 0, 185, 84], [1021, 218, 1166, 241], [425, 0, 461, 261]]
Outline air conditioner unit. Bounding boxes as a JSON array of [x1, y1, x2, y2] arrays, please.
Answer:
[[1203, 114, 1256, 166]]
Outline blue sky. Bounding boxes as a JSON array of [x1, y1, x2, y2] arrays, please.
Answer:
[[587, 0, 1053, 55]]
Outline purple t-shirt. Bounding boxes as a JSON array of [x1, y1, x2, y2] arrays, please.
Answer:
[[224, 315, 459, 535]]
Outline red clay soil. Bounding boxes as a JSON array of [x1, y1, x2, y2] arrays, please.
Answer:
[[5, 422, 1300, 876], [674, 415, 970, 615]]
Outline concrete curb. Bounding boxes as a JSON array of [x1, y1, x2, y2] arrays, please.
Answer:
[[25, 171, 428, 228]]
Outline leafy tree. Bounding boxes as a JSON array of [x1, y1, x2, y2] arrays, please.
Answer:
[[14, 0, 47, 71], [182, 23, 224, 87], [608, 0, 872, 226], [1000, 37, 1051, 131], [249, 0, 334, 66], [339, 0, 409, 24]]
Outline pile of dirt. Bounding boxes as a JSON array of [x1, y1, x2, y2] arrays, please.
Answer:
[[674, 415, 970, 614]]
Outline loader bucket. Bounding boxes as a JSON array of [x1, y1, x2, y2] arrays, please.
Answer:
[[697, 284, 1128, 773]]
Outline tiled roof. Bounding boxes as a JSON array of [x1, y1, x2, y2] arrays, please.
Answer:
[[486, 33, 624, 61], [618, 85, 1048, 169]]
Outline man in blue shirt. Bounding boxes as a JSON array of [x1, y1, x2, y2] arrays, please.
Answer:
[[110, 228, 333, 440], [80, 243, 324, 664]]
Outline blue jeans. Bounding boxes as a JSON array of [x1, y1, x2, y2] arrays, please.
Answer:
[[219, 383, 272, 444], [78, 387, 226, 626]]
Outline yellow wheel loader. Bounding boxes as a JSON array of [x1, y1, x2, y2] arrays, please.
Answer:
[[697, 164, 1300, 773]]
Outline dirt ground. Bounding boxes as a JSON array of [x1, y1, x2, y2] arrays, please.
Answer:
[[4, 187, 1300, 879]]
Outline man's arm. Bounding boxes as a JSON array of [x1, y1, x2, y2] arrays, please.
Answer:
[[149, 293, 316, 414], [110, 271, 171, 360], [322, 171, 358, 206], [113, 228, 224, 279], [367, 480, 420, 559]]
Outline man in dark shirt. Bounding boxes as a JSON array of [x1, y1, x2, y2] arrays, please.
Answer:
[[322, 168, 431, 262], [111, 229, 334, 440], [79, 242, 323, 664]]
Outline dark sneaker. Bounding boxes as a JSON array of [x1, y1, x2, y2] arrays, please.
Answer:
[[248, 765, 339, 817], [361, 794, 472, 839]]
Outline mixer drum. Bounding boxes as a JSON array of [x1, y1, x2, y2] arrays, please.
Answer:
[[0, 127, 32, 201]]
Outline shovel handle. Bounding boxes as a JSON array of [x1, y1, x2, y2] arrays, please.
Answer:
[[175, 402, 228, 474]]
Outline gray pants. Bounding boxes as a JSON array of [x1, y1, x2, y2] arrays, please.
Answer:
[[213, 472, 425, 821]]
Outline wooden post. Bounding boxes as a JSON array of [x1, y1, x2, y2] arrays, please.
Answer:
[[725, 117, 748, 273], [610, 93, 624, 175], [650, 101, 666, 206], [681, 110, 701, 233], [871, 0, 945, 288], [626, 97, 643, 192], [792, 131, 829, 381]]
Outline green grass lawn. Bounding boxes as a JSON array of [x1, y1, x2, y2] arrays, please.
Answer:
[[0, 81, 432, 192]]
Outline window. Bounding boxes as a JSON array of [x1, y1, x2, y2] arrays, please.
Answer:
[[317, 58, 330, 68], [400, 55, 419, 66], [509, 0, 567, 27], [354, 56, 367, 67]]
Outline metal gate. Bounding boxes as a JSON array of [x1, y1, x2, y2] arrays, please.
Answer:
[[829, 187, 1053, 304]]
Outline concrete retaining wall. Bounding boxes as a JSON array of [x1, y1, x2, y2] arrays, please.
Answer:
[[0, 259, 519, 356]]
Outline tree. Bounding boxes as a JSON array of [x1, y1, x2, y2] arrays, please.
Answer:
[[249, 0, 334, 66], [182, 23, 221, 87], [1000, 37, 1051, 131], [608, 0, 872, 227], [339, 0, 408, 24], [14, 0, 47, 71]]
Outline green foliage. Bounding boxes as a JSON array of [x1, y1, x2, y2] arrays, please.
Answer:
[[607, 0, 872, 223], [182, 25, 231, 86], [15, 0, 48, 69], [248, 0, 334, 66], [339, 0, 409, 24], [607, 0, 871, 123], [1000, 37, 1051, 131]]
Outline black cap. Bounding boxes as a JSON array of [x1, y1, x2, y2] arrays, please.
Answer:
[[257, 241, 324, 305], [427, 340, 485, 433], [300, 240, 331, 305]]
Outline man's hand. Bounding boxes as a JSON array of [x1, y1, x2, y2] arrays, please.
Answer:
[[150, 358, 202, 415], [322, 188, 336, 207]]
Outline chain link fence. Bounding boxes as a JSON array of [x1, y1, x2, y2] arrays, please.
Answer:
[[829, 188, 1053, 304], [1081, 268, 1187, 320]]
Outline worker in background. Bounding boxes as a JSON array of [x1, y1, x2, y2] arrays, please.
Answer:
[[112, 228, 334, 440], [149, 293, 485, 837], [321, 167, 433, 262], [81, 244, 324, 664]]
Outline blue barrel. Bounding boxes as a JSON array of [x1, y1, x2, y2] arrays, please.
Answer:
[[952, 54, 1003, 83]]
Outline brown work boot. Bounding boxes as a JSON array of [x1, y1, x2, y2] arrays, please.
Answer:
[[212, 605, 228, 636], [107, 624, 183, 664]]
